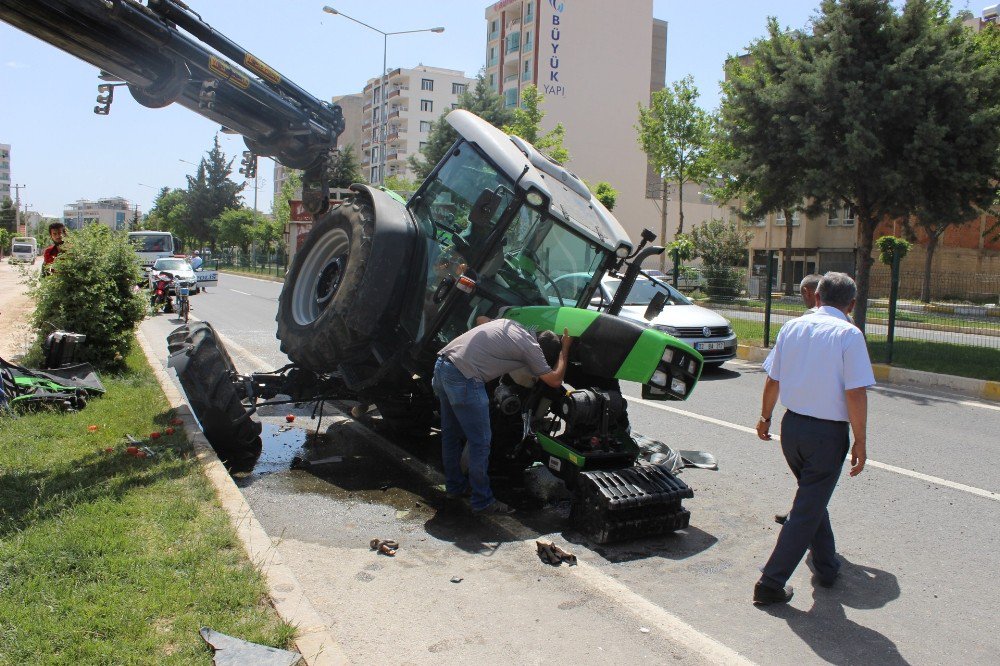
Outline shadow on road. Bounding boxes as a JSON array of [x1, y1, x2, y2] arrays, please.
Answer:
[[697, 364, 743, 381], [760, 557, 907, 665]]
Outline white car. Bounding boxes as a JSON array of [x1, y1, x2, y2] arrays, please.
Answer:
[[593, 275, 737, 367], [148, 257, 198, 294]]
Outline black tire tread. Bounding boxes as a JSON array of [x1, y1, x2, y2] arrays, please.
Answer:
[[275, 197, 378, 372], [171, 322, 262, 470]]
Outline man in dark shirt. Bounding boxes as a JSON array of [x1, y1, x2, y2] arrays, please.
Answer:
[[42, 222, 67, 276], [433, 318, 572, 514]]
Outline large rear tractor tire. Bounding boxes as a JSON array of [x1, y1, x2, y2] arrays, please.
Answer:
[[276, 197, 377, 371], [167, 322, 262, 471]]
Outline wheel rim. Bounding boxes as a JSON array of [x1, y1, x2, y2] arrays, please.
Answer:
[[291, 227, 350, 326]]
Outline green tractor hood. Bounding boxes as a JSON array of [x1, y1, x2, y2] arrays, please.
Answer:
[[503, 306, 703, 401]]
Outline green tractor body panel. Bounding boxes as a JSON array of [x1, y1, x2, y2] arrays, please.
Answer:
[[502, 306, 703, 400]]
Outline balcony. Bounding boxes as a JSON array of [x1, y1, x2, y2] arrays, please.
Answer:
[[387, 87, 409, 100], [521, 69, 532, 82], [386, 148, 408, 161], [503, 74, 518, 86]]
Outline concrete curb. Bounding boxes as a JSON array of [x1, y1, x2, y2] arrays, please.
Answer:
[[135, 329, 349, 666], [736, 343, 1000, 403]]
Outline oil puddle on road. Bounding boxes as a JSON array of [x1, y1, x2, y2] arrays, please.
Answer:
[[236, 419, 437, 522]]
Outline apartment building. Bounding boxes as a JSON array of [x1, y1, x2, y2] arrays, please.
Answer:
[[332, 92, 365, 171], [361, 65, 474, 184], [483, 0, 667, 244], [63, 197, 138, 231], [0, 143, 10, 202]]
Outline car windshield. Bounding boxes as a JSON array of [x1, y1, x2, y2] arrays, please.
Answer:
[[13, 244, 32, 252], [604, 277, 691, 306], [492, 203, 609, 307], [153, 258, 189, 271]]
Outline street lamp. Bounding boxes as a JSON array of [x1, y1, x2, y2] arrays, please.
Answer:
[[322, 6, 444, 185]]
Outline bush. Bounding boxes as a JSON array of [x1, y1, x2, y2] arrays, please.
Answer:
[[703, 265, 745, 300], [31, 224, 146, 369]]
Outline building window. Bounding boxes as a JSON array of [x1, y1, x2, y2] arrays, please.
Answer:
[[373, 86, 381, 104], [506, 31, 520, 52], [420, 141, 428, 151], [524, 30, 533, 50], [827, 207, 840, 226], [775, 210, 800, 227], [489, 73, 496, 88], [420, 99, 433, 112], [419, 120, 432, 132], [524, 59, 531, 74], [452, 82, 467, 95], [371, 166, 379, 183], [489, 19, 499, 38], [525, 2, 534, 20], [843, 205, 856, 226], [421, 78, 434, 91]]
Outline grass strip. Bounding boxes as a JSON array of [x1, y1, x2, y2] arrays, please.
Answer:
[[0, 347, 294, 664], [215, 266, 285, 282], [729, 318, 1000, 382]]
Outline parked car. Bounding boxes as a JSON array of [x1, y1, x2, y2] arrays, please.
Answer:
[[593, 275, 737, 367], [147, 257, 198, 295]]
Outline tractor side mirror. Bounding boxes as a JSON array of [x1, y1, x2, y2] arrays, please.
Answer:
[[469, 188, 502, 231], [644, 291, 667, 321]]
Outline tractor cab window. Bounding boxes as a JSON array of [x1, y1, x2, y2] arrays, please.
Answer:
[[497, 205, 607, 308]]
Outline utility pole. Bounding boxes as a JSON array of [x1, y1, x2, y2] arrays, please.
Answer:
[[12, 183, 25, 234]]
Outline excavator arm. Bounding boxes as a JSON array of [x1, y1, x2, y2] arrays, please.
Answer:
[[0, 0, 344, 213]]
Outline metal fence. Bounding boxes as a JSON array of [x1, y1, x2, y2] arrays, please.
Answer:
[[672, 251, 1000, 374], [213, 246, 288, 279]]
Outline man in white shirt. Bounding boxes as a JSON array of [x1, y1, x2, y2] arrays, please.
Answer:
[[752, 272, 875, 605], [800, 273, 822, 313]]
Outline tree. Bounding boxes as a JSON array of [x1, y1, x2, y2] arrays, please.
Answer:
[[592, 182, 618, 211], [0, 197, 16, 233], [503, 85, 569, 163], [328, 144, 364, 189], [720, 19, 812, 295], [636, 76, 716, 241], [185, 135, 244, 250], [213, 208, 260, 256], [145, 187, 191, 244], [0, 228, 11, 259], [690, 218, 753, 298], [384, 174, 420, 195], [408, 72, 513, 180], [716, 0, 1000, 331]]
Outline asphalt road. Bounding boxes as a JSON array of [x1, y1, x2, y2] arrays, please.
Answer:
[[143, 272, 1000, 665]]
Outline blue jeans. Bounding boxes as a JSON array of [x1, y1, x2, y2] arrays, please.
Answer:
[[432, 357, 494, 510]]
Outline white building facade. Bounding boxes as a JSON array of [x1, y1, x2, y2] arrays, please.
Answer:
[[0, 143, 10, 202], [63, 197, 139, 231], [361, 65, 474, 184], [484, 0, 667, 244]]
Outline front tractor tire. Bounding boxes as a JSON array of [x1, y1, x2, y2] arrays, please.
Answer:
[[167, 322, 262, 471], [276, 197, 377, 371]]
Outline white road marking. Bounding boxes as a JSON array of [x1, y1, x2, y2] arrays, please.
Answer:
[[230, 289, 252, 296], [871, 384, 1000, 412], [209, 331, 756, 665], [625, 394, 1000, 503], [730, 359, 1000, 412]]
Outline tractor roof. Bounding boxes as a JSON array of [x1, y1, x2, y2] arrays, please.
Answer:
[[446, 110, 632, 253]]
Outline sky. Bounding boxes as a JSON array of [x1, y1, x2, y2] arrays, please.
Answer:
[[0, 0, 963, 218]]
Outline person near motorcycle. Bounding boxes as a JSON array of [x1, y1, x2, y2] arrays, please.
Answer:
[[433, 318, 573, 514]]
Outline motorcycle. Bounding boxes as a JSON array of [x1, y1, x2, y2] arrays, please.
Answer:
[[172, 276, 191, 323], [150, 271, 174, 313]]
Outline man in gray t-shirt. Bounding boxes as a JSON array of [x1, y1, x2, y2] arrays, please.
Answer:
[[433, 318, 572, 514]]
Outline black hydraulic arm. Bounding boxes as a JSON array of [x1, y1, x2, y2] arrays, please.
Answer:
[[0, 0, 343, 211]]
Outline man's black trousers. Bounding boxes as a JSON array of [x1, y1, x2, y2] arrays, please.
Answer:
[[760, 410, 850, 589]]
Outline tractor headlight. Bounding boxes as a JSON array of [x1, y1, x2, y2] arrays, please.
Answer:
[[671, 378, 687, 395], [651, 370, 667, 387], [661, 348, 674, 364]]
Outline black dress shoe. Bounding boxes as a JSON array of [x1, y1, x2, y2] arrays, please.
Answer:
[[815, 571, 840, 588], [774, 513, 788, 525], [753, 582, 794, 605]]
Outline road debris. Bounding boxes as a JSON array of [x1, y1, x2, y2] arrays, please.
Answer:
[[640, 627, 651, 634], [450, 576, 463, 583], [536, 540, 577, 566], [199, 626, 302, 665], [285, 413, 296, 423], [290, 454, 343, 469], [370, 538, 399, 556]]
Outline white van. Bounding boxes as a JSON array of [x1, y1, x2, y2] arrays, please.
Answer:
[[127, 231, 175, 269], [10, 237, 38, 264]]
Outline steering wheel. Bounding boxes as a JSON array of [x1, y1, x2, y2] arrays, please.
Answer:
[[526, 250, 564, 305]]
